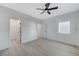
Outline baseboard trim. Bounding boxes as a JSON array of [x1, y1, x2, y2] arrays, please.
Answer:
[[22, 38, 39, 45], [42, 37, 79, 48], [22, 37, 79, 48], [0, 48, 8, 56]]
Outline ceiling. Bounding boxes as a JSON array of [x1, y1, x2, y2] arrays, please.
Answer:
[[0, 3, 79, 20]]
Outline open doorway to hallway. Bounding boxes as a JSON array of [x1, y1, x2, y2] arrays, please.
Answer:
[[10, 19, 21, 46]]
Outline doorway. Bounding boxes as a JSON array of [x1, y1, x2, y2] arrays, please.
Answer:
[[10, 19, 21, 45]]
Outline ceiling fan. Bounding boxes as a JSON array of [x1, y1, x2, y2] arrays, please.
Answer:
[[37, 3, 58, 14]]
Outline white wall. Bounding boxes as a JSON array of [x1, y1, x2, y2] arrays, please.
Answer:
[[21, 20, 38, 43], [0, 14, 9, 50], [77, 11, 79, 45], [43, 10, 79, 46], [0, 5, 42, 50]]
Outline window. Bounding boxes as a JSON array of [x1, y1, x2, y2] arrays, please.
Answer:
[[58, 21, 70, 34]]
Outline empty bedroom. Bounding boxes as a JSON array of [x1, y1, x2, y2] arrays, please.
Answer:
[[0, 3, 79, 56]]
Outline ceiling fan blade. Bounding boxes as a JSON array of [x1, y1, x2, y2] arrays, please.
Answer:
[[41, 10, 46, 14], [37, 8, 45, 10], [45, 3, 50, 8], [47, 10, 51, 14], [48, 6, 58, 10]]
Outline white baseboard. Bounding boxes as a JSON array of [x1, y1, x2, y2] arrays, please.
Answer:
[[42, 37, 79, 48]]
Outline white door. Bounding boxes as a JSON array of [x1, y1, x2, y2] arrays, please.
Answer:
[[36, 24, 42, 39], [10, 19, 21, 44], [41, 24, 47, 38]]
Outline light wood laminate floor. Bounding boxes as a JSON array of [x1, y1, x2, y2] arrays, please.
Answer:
[[2, 39, 79, 56]]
